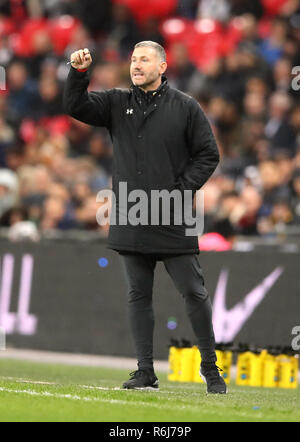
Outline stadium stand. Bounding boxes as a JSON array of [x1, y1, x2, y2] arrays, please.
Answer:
[[0, 0, 299, 246]]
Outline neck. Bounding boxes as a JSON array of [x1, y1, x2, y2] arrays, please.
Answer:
[[139, 77, 162, 93]]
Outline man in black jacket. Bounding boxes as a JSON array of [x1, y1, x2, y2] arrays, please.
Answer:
[[64, 42, 226, 394]]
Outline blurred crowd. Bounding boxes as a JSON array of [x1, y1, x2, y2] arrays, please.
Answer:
[[0, 0, 299, 245]]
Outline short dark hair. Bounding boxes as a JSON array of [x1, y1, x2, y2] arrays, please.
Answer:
[[134, 41, 166, 62]]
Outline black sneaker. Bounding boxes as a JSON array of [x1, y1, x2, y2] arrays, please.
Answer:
[[122, 369, 159, 390], [200, 363, 227, 394]]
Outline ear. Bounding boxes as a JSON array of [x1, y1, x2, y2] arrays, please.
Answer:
[[159, 62, 167, 75]]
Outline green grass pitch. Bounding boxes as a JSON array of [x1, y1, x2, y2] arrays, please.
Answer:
[[0, 358, 299, 422]]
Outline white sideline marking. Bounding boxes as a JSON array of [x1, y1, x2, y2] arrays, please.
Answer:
[[0, 386, 267, 420], [0, 376, 57, 385], [0, 377, 147, 391], [0, 386, 188, 410], [0, 377, 118, 389], [0, 387, 112, 403], [0, 377, 177, 395], [80, 385, 121, 391]]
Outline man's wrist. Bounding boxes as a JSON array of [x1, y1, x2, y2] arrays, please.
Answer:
[[71, 65, 88, 72]]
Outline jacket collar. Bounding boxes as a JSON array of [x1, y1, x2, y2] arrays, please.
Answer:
[[130, 75, 169, 98]]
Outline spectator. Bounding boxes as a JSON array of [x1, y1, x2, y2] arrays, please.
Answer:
[[89, 62, 123, 91], [0, 116, 15, 148], [243, 91, 267, 119], [271, 199, 294, 231], [238, 13, 262, 48], [273, 57, 293, 93], [36, 77, 64, 117], [265, 91, 296, 152], [294, 148, 300, 169], [257, 198, 295, 237], [238, 185, 263, 234], [87, 131, 113, 175], [0, 205, 40, 241], [75, 194, 110, 233], [176, 0, 199, 19], [259, 16, 288, 66], [230, 0, 264, 19], [141, 17, 165, 47], [167, 42, 201, 92], [75, 0, 112, 35], [197, 0, 231, 22], [214, 190, 245, 230], [3, 143, 24, 171], [291, 169, 300, 224], [0, 205, 29, 226], [41, 195, 78, 231], [290, 106, 300, 146], [199, 219, 237, 251], [0, 168, 18, 218], [6, 60, 39, 123], [27, 29, 54, 79], [258, 160, 289, 210], [108, 3, 141, 59], [71, 180, 92, 209], [201, 181, 222, 233]]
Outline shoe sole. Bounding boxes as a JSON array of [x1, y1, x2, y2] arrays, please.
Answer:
[[200, 371, 228, 395], [122, 380, 159, 390], [122, 385, 159, 391], [126, 386, 159, 391]]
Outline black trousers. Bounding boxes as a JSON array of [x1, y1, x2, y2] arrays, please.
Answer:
[[119, 252, 217, 369]]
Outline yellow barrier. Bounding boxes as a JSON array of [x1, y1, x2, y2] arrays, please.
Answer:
[[236, 352, 251, 386], [178, 347, 195, 382], [277, 354, 298, 389], [192, 346, 204, 384], [236, 349, 299, 389], [261, 350, 279, 388], [167, 343, 182, 382], [168, 342, 298, 389], [168, 343, 231, 384], [216, 349, 232, 385]]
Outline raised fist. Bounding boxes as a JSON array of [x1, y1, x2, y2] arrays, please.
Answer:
[[70, 48, 92, 70]]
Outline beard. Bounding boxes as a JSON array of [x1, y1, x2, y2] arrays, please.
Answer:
[[131, 70, 161, 89]]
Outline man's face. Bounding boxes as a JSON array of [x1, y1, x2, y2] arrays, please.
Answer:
[[130, 46, 167, 91]]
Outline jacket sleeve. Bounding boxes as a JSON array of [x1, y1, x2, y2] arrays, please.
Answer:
[[175, 98, 220, 193], [63, 67, 111, 128]]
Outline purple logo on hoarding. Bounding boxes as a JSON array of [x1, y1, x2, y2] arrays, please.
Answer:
[[0, 326, 5, 350], [0, 254, 37, 335], [212, 267, 283, 343]]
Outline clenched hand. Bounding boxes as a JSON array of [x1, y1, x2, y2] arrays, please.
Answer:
[[70, 48, 92, 70]]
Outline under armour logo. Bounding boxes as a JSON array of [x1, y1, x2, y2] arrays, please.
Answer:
[[126, 109, 133, 115]]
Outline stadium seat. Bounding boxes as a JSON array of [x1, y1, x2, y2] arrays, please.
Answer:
[[262, 0, 290, 17], [48, 16, 80, 56], [112, 0, 177, 25], [12, 18, 48, 57]]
